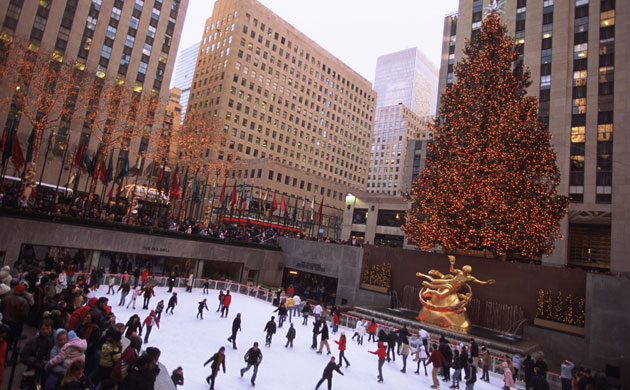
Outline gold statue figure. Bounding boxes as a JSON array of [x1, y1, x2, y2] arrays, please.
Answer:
[[416, 255, 495, 333]]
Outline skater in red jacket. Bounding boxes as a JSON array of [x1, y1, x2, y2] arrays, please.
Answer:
[[220, 291, 231, 318], [335, 331, 350, 368], [367, 319, 377, 342], [141, 311, 160, 344], [369, 341, 387, 382]]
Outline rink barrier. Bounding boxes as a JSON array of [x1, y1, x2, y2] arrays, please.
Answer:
[[57, 272, 561, 384]]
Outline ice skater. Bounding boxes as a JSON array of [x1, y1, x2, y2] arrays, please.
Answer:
[[227, 313, 241, 349], [155, 300, 164, 322], [126, 286, 141, 309], [117, 279, 131, 306], [285, 323, 296, 348], [413, 338, 428, 375], [312, 317, 322, 349], [141, 284, 155, 310], [204, 347, 226, 390], [141, 310, 160, 344], [368, 319, 377, 342], [317, 321, 331, 355], [369, 341, 387, 383], [203, 279, 209, 294], [301, 302, 311, 325], [315, 357, 344, 390], [220, 291, 231, 318], [263, 316, 276, 346], [273, 302, 288, 327], [166, 292, 177, 314], [335, 331, 350, 367], [106, 275, 116, 294], [197, 299, 209, 319], [240, 342, 263, 386], [216, 290, 225, 312], [171, 366, 184, 388]]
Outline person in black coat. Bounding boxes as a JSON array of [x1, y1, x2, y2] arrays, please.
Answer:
[[227, 313, 242, 349], [386, 330, 398, 362], [197, 299, 209, 319], [274, 303, 288, 328], [167, 272, 176, 293], [123, 354, 155, 390], [396, 326, 411, 353], [240, 342, 263, 386], [523, 355, 536, 389], [312, 317, 322, 349], [440, 340, 453, 381], [285, 323, 296, 348], [204, 347, 226, 390], [171, 366, 184, 388], [264, 317, 277, 346], [464, 358, 477, 390], [530, 367, 550, 390], [315, 357, 344, 390], [166, 292, 177, 314], [317, 322, 331, 355]]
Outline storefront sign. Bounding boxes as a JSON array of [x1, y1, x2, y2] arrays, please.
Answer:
[[142, 245, 170, 253], [295, 261, 326, 273]]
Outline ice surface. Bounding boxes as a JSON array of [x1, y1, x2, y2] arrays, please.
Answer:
[[103, 286, 519, 390]]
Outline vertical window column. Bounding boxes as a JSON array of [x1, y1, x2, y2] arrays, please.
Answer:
[[539, 0, 553, 127]]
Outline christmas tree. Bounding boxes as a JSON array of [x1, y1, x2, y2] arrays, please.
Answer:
[[402, 11, 569, 258]]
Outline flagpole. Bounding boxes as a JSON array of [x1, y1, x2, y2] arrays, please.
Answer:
[[0, 116, 17, 192], [54, 133, 71, 199], [36, 130, 54, 190]]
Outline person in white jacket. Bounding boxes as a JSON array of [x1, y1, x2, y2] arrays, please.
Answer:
[[411, 337, 428, 375], [293, 295, 302, 318], [313, 304, 323, 320]]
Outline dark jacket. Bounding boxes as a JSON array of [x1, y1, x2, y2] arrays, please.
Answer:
[[264, 320, 277, 334], [232, 317, 242, 333], [0, 293, 30, 323], [171, 371, 184, 386], [274, 305, 288, 316], [117, 281, 131, 294], [465, 364, 477, 384], [286, 327, 296, 340], [319, 323, 329, 340], [531, 374, 550, 390], [59, 376, 95, 390], [387, 332, 398, 347], [312, 320, 322, 334], [204, 352, 226, 372], [439, 342, 453, 363], [20, 332, 54, 369], [168, 275, 176, 287], [168, 295, 177, 307], [322, 361, 344, 379], [123, 367, 155, 390], [244, 347, 263, 365], [470, 341, 479, 358]]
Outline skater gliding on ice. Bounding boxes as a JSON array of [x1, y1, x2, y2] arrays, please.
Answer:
[[227, 313, 242, 349], [204, 347, 226, 390], [197, 299, 209, 319], [315, 357, 344, 390], [240, 342, 263, 386]]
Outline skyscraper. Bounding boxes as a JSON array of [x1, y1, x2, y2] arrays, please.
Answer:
[[171, 41, 200, 122], [186, 0, 376, 214], [0, 0, 189, 190], [436, 0, 628, 273], [368, 48, 436, 196]]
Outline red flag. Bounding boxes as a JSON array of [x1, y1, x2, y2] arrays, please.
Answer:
[[229, 182, 237, 208], [74, 142, 85, 169], [157, 165, 165, 191], [170, 167, 180, 200], [280, 195, 287, 214], [241, 189, 247, 212], [219, 179, 227, 207], [317, 196, 324, 221], [11, 134, 25, 172], [99, 158, 108, 185], [270, 193, 277, 214]]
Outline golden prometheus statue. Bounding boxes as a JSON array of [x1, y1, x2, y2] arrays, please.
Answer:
[[416, 255, 495, 333]]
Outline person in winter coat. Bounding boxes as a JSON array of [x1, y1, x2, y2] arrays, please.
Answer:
[[264, 316, 277, 346], [110, 335, 141, 384], [67, 297, 98, 331], [301, 302, 311, 325], [412, 338, 429, 375], [122, 353, 154, 390], [312, 317, 322, 349], [387, 330, 397, 362], [285, 323, 296, 348], [202, 279, 209, 294], [315, 357, 344, 390], [400, 339, 411, 373], [465, 358, 477, 390], [285, 296, 295, 322], [166, 292, 177, 314], [167, 272, 177, 293], [123, 314, 141, 339], [470, 338, 480, 368], [0, 284, 30, 347], [58, 359, 93, 390], [502, 360, 515, 390], [141, 310, 160, 343], [227, 313, 242, 349], [127, 287, 141, 310], [217, 290, 225, 312], [560, 360, 575, 390], [204, 346, 226, 390], [440, 339, 453, 381], [396, 326, 412, 353], [141, 285, 155, 310], [95, 330, 122, 386], [21, 319, 54, 387], [335, 331, 350, 368], [221, 291, 231, 318], [313, 303, 323, 320], [240, 342, 263, 386], [47, 330, 86, 376], [481, 347, 492, 382], [155, 300, 164, 321], [197, 299, 209, 319], [369, 341, 387, 383], [274, 303, 288, 327], [140, 269, 149, 288], [46, 328, 68, 388], [292, 295, 302, 319], [427, 343, 448, 388], [186, 274, 194, 293], [317, 322, 332, 355], [451, 349, 463, 388], [368, 319, 377, 342], [331, 312, 340, 333], [171, 366, 184, 388], [117, 279, 131, 307]]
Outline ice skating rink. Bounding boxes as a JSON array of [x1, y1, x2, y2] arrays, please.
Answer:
[[107, 285, 521, 390]]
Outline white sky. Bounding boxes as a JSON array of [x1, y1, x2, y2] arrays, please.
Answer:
[[174, 0, 459, 84]]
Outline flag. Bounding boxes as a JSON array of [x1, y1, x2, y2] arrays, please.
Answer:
[[317, 196, 324, 221], [116, 154, 129, 180], [83, 152, 93, 176], [229, 182, 237, 209], [98, 156, 108, 185], [157, 164, 166, 192], [1, 117, 16, 165], [310, 196, 315, 220], [219, 178, 227, 207], [74, 142, 85, 169], [24, 129, 35, 163], [106, 152, 114, 183], [11, 134, 25, 173], [180, 168, 189, 200], [192, 170, 200, 202], [246, 185, 253, 210], [169, 167, 180, 200], [269, 193, 277, 215], [241, 187, 247, 212], [280, 195, 287, 215], [292, 197, 298, 224]]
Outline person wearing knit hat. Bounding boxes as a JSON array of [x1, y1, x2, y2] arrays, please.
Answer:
[[0, 284, 30, 348]]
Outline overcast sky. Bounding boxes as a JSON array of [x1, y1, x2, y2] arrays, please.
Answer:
[[174, 0, 459, 85]]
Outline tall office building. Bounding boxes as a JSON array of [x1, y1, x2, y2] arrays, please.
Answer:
[[368, 48, 436, 196], [187, 0, 376, 213], [436, 0, 628, 273], [0, 0, 189, 189], [374, 48, 439, 115], [171, 40, 199, 122]]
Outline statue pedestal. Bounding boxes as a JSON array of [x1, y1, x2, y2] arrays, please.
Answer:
[[417, 308, 470, 334]]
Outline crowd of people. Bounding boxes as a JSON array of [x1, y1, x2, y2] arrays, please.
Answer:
[[0, 187, 361, 247]]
